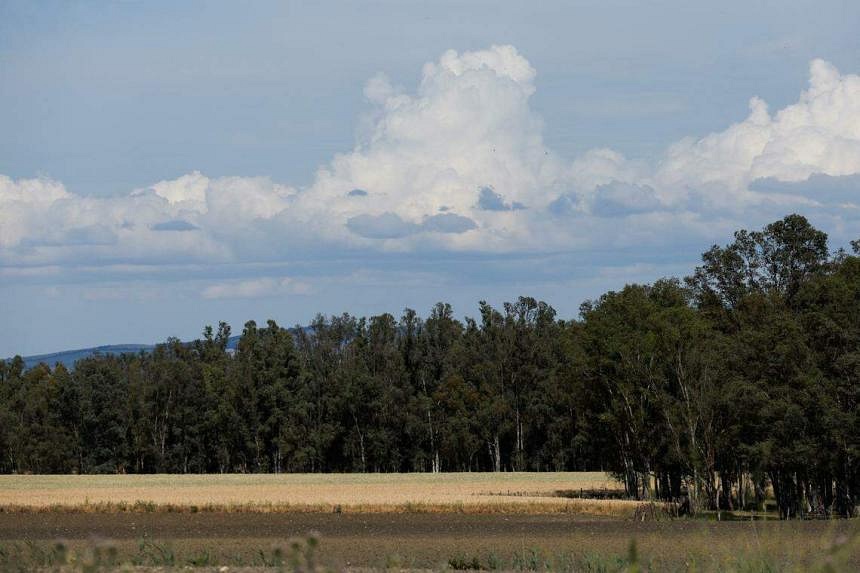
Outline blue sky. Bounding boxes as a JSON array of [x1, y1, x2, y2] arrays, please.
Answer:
[[2, 1, 859, 356]]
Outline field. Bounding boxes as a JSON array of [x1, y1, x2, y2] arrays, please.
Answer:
[[0, 473, 858, 571], [0, 472, 628, 514]]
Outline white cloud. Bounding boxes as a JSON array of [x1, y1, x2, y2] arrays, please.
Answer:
[[1, 49, 859, 269], [0, 175, 70, 248], [654, 59, 860, 206], [145, 171, 209, 208], [201, 277, 311, 299], [289, 44, 560, 250]]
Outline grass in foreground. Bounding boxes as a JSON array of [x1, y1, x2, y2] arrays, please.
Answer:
[[1, 532, 858, 572]]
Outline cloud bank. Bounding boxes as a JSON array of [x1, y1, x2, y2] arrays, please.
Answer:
[[201, 277, 311, 300], [2, 47, 859, 285]]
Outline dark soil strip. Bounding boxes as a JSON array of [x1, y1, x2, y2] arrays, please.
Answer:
[[1, 513, 856, 569], [0, 513, 618, 540]]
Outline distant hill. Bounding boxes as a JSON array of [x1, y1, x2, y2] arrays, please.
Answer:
[[13, 336, 243, 370], [16, 344, 156, 370], [11, 330, 318, 370]]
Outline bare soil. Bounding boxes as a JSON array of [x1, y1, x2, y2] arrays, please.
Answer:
[[1, 512, 856, 569]]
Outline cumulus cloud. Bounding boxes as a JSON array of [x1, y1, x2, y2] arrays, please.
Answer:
[[590, 182, 664, 217], [1, 49, 860, 271], [145, 171, 209, 207], [654, 59, 860, 205], [0, 170, 295, 266], [346, 211, 477, 238], [421, 213, 478, 234], [201, 277, 311, 299], [748, 173, 860, 220], [346, 212, 419, 239], [151, 220, 199, 232], [476, 186, 526, 211], [268, 52, 860, 251], [750, 173, 860, 204], [0, 175, 70, 249], [289, 45, 558, 250]]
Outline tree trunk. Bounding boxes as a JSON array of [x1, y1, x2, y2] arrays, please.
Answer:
[[489, 435, 501, 472], [427, 409, 438, 473]]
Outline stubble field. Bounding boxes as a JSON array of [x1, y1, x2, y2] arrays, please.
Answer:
[[0, 472, 628, 514]]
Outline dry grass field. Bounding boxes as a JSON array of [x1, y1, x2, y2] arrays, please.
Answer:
[[0, 472, 629, 515]]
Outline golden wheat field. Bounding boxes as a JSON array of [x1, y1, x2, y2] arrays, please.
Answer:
[[0, 472, 630, 514]]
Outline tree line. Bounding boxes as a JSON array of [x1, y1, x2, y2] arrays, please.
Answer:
[[1, 214, 858, 518]]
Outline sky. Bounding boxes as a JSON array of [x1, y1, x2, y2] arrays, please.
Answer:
[[2, 0, 860, 357]]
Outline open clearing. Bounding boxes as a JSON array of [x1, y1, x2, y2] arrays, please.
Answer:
[[0, 472, 627, 514]]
